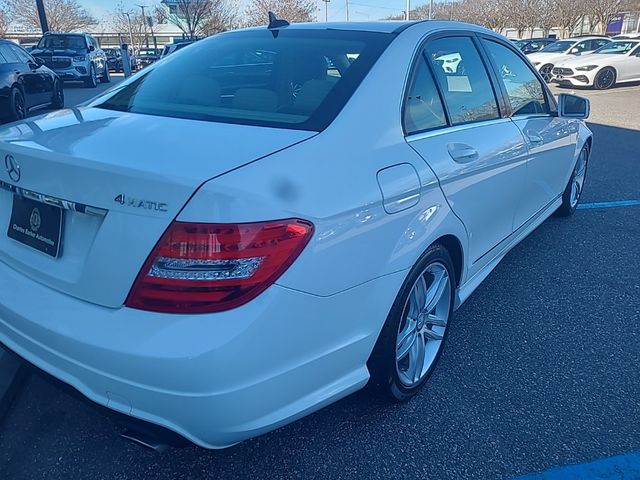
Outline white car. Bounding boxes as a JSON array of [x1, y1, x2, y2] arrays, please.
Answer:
[[528, 36, 612, 82], [0, 20, 592, 449], [552, 40, 640, 89]]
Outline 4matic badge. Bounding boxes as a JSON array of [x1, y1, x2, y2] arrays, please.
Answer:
[[114, 194, 168, 212]]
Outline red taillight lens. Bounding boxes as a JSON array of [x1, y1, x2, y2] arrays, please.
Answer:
[[125, 219, 314, 313]]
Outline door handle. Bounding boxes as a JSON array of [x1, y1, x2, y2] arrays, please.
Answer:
[[526, 133, 544, 145], [447, 143, 479, 163]]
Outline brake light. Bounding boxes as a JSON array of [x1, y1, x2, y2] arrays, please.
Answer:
[[125, 219, 314, 313]]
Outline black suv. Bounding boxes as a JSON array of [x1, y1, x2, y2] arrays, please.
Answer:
[[0, 39, 64, 122], [31, 33, 110, 88]]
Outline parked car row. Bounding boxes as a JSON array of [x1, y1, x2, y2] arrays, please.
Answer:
[[512, 34, 640, 89]]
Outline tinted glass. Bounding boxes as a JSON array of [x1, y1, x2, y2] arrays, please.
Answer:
[[541, 41, 573, 53], [574, 41, 590, 53], [98, 29, 392, 131], [484, 41, 547, 116], [0, 44, 20, 63], [592, 39, 610, 50], [404, 58, 447, 134], [594, 41, 638, 54], [37, 34, 87, 50], [426, 37, 499, 125], [9, 44, 33, 63]]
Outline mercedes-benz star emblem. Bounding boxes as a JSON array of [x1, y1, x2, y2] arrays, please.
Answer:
[[5, 154, 20, 183]]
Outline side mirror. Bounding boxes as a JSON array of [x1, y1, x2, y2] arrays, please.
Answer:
[[570, 47, 579, 54], [33, 56, 45, 66], [558, 93, 590, 119], [89, 45, 95, 52]]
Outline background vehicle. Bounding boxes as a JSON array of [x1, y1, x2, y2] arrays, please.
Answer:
[[612, 33, 640, 40], [160, 40, 195, 59], [514, 38, 557, 54], [528, 36, 612, 81], [136, 47, 161, 68], [104, 47, 135, 73], [552, 40, 640, 89], [31, 33, 109, 88], [0, 21, 591, 449], [0, 39, 63, 122]]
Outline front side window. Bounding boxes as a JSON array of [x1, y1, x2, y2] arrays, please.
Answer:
[[484, 40, 548, 116], [425, 36, 500, 125], [594, 41, 638, 54], [9, 44, 33, 64], [403, 57, 447, 134], [592, 39, 610, 50], [0, 44, 20, 63], [97, 29, 393, 131]]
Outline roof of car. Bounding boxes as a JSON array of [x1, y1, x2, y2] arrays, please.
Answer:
[[564, 36, 611, 41], [238, 20, 495, 35]]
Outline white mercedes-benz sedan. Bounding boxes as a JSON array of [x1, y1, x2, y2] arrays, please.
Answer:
[[552, 40, 640, 89], [0, 20, 592, 449]]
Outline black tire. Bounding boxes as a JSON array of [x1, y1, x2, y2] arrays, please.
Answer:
[[100, 63, 111, 84], [84, 64, 98, 88], [540, 64, 554, 83], [8, 87, 26, 121], [368, 243, 455, 402], [594, 67, 616, 90], [51, 79, 64, 109], [556, 144, 590, 217]]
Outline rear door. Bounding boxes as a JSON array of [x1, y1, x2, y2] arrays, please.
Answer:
[[405, 34, 529, 273], [0, 43, 45, 108], [480, 37, 576, 227]]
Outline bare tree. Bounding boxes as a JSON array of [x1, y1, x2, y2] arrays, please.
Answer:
[[0, 6, 10, 38], [154, 0, 234, 39], [110, 4, 149, 51], [554, 0, 585, 37], [244, 0, 316, 26], [6, 0, 96, 32], [587, 0, 622, 34]]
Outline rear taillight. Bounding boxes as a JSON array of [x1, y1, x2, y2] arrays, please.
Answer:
[[125, 219, 314, 313]]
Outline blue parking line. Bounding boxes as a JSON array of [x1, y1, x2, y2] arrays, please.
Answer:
[[511, 452, 640, 479], [577, 199, 640, 210]]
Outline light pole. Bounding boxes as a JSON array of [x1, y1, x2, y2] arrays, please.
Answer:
[[137, 4, 157, 50], [428, 0, 433, 20], [123, 11, 135, 48], [35, 0, 49, 33], [345, 0, 349, 21], [321, 0, 330, 22], [406, 0, 410, 20]]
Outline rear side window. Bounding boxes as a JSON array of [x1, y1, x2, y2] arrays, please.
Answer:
[[425, 37, 500, 125], [483, 41, 548, 116], [0, 44, 20, 63], [403, 57, 447, 134], [9, 44, 32, 64], [97, 29, 393, 131]]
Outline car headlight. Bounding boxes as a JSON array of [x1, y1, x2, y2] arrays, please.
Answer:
[[575, 65, 598, 71], [73, 55, 86, 62], [533, 62, 541, 66]]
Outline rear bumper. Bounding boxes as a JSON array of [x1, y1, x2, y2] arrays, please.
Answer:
[[0, 258, 405, 448]]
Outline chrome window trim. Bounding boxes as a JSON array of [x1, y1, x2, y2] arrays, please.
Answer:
[[405, 117, 512, 143]]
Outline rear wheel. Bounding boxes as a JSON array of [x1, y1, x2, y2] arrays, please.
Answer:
[[8, 87, 26, 121], [594, 67, 616, 90], [540, 64, 554, 83], [556, 144, 589, 216], [51, 80, 64, 109], [368, 243, 455, 401]]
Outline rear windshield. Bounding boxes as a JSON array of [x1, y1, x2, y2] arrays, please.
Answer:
[[97, 29, 393, 131], [37, 35, 86, 50]]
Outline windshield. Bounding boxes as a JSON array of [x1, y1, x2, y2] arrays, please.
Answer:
[[593, 41, 639, 54], [97, 29, 393, 131], [37, 34, 86, 50], [514, 40, 528, 48], [541, 41, 573, 53]]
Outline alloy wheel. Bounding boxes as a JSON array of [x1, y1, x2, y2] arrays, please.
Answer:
[[570, 148, 588, 208], [395, 262, 451, 387], [540, 64, 553, 83], [14, 91, 26, 119], [596, 69, 615, 89]]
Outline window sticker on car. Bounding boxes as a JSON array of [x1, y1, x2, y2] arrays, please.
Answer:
[[447, 76, 472, 92]]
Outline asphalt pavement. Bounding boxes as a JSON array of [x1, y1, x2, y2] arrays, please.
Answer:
[[1, 79, 639, 480]]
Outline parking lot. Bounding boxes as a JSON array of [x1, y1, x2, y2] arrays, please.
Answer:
[[1, 80, 639, 480]]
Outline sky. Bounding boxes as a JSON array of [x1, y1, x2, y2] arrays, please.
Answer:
[[82, 0, 418, 23]]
